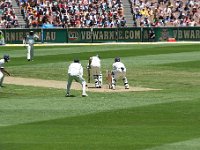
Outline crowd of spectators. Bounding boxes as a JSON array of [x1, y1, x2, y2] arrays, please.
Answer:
[[0, 0, 199, 28], [18, 0, 126, 28], [0, 0, 19, 28], [131, 0, 200, 27]]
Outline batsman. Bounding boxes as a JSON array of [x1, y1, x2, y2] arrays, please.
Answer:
[[87, 55, 102, 88]]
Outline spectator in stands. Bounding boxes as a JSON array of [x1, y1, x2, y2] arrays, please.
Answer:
[[0, 0, 19, 28], [1, 0, 199, 28], [18, 0, 126, 28], [131, 0, 200, 27]]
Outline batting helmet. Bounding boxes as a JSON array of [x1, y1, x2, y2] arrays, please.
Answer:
[[3, 54, 10, 62], [115, 57, 120, 62], [74, 58, 80, 63], [30, 31, 34, 36]]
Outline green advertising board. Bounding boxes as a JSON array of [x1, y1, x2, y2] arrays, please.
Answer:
[[117, 27, 141, 42], [172, 27, 200, 41], [68, 28, 92, 43], [142, 28, 152, 42], [1, 27, 200, 44], [43, 29, 67, 43], [92, 28, 117, 43], [3, 29, 41, 44], [154, 27, 174, 41]]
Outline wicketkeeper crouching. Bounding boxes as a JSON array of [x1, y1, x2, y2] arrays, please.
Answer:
[[110, 57, 129, 90]]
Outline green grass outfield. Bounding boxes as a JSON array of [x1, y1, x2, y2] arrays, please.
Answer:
[[0, 43, 200, 150]]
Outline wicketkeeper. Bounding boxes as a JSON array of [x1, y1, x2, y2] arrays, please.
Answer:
[[111, 57, 129, 90]]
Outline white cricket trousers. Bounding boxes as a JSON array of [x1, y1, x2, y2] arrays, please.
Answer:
[[112, 71, 128, 86], [0, 71, 4, 86], [27, 44, 34, 60], [66, 74, 87, 95]]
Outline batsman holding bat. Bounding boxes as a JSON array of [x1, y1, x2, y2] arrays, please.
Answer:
[[87, 55, 102, 88]]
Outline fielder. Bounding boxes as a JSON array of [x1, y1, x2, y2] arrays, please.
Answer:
[[0, 54, 10, 87], [24, 31, 39, 61], [111, 57, 129, 90], [66, 59, 88, 97], [0, 31, 5, 45], [87, 55, 102, 88]]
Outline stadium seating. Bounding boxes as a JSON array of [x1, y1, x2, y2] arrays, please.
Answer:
[[0, 0, 199, 28], [130, 0, 200, 27], [0, 0, 19, 28]]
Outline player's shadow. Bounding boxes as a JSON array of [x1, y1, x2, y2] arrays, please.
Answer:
[[65, 95, 76, 97], [87, 86, 101, 89]]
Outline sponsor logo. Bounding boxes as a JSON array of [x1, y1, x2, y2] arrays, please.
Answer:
[[159, 28, 169, 41], [68, 31, 78, 40]]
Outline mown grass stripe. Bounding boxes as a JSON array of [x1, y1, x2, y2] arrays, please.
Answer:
[[1, 100, 200, 149], [6, 45, 200, 66], [144, 138, 200, 150]]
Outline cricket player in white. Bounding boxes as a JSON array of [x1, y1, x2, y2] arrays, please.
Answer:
[[87, 55, 102, 88], [66, 59, 88, 97], [0, 55, 10, 87], [111, 57, 129, 90], [24, 31, 39, 61], [0, 31, 5, 45]]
